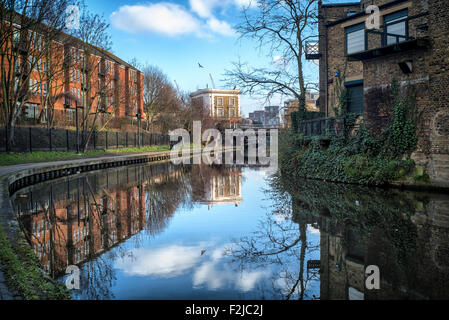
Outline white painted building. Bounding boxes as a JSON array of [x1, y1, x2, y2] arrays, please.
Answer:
[[190, 87, 241, 119]]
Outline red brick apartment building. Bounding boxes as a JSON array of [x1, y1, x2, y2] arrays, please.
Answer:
[[311, 0, 449, 183], [1, 14, 143, 128]]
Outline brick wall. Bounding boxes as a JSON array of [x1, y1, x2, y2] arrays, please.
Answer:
[[426, 0, 449, 181], [317, 0, 449, 183], [318, 2, 362, 115]]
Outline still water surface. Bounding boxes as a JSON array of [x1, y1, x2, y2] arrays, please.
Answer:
[[11, 162, 449, 299]]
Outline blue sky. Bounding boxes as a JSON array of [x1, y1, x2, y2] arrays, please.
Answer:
[[83, 0, 348, 115]]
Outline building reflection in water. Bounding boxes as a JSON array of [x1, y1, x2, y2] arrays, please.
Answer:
[[276, 177, 449, 300], [14, 165, 151, 278], [317, 191, 449, 300], [192, 166, 242, 209], [12, 163, 244, 281], [13, 161, 449, 299]]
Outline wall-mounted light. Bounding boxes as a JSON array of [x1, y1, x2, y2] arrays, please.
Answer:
[[399, 60, 413, 74]]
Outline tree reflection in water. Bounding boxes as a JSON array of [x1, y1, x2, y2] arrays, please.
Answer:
[[13, 160, 449, 300], [228, 173, 320, 300], [13, 162, 245, 299], [265, 173, 449, 300]]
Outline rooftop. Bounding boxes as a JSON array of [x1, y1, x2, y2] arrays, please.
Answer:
[[190, 88, 241, 97]]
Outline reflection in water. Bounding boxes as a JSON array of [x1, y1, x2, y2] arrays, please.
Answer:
[[229, 175, 320, 300], [258, 175, 449, 299], [12, 162, 247, 299], [11, 161, 449, 300]]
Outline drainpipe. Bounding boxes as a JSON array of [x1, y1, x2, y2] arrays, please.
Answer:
[[325, 18, 329, 117]]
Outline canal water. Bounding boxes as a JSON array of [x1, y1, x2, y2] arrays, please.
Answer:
[[10, 161, 449, 299]]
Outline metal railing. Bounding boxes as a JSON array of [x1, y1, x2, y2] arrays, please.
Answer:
[[365, 12, 429, 50], [305, 41, 320, 60], [296, 117, 345, 137], [1, 126, 170, 153]]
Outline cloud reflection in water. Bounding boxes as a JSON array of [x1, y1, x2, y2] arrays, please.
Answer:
[[114, 243, 270, 292]]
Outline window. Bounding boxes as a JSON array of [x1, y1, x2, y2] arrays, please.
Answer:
[[13, 29, 20, 46], [67, 109, 75, 121], [384, 9, 408, 46], [129, 69, 136, 82], [217, 97, 223, 106], [230, 97, 235, 106], [29, 79, 38, 94], [217, 108, 224, 117], [346, 80, 364, 114], [28, 56, 33, 71], [24, 104, 38, 119], [106, 61, 114, 74], [15, 56, 21, 72], [229, 108, 235, 117], [346, 23, 365, 54]]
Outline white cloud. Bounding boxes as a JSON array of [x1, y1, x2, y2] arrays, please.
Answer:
[[307, 224, 320, 235], [207, 17, 236, 36], [114, 244, 204, 277], [234, 0, 258, 8], [110, 1, 245, 38], [273, 55, 290, 71], [114, 243, 270, 292], [190, 0, 257, 18], [110, 3, 203, 37], [192, 245, 270, 291], [190, 0, 217, 18]]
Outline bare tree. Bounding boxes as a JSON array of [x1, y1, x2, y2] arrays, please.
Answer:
[[35, 37, 66, 128], [67, 1, 115, 152], [142, 65, 183, 133], [225, 0, 318, 109], [181, 92, 215, 134], [0, 0, 73, 151]]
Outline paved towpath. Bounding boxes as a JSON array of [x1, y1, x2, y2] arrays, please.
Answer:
[[0, 150, 174, 178]]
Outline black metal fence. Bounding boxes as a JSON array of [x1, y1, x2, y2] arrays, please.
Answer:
[[296, 117, 345, 137], [1, 126, 170, 153]]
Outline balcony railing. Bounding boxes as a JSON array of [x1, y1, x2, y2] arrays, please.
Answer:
[[296, 117, 345, 137], [348, 12, 430, 60], [305, 41, 321, 60]]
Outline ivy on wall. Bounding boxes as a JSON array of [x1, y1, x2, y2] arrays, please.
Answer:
[[280, 79, 420, 186]]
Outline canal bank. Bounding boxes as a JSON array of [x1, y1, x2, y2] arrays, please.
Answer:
[[0, 148, 203, 299], [280, 111, 449, 193], [279, 133, 449, 193]]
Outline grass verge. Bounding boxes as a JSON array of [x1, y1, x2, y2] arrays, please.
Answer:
[[0, 224, 71, 300], [0, 145, 170, 166]]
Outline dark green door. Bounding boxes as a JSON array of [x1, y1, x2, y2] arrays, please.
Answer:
[[346, 82, 364, 114]]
